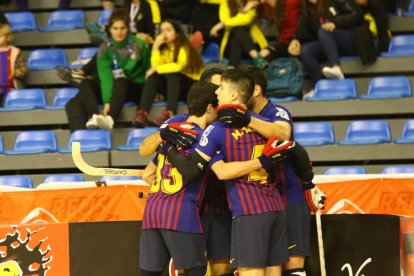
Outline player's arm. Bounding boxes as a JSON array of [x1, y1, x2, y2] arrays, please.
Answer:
[[139, 131, 162, 156], [249, 117, 291, 141], [166, 148, 211, 181], [142, 161, 157, 185], [211, 159, 262, 180]]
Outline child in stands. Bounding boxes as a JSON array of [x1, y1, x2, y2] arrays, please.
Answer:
[[133, 19, 204, 128], [0, 23, 27, 106]]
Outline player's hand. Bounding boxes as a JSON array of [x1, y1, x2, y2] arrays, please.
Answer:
[[158, 141, 174, 155], [304, 185, 326, 212], [217, 104, 251, 128], [258, 137, 295, 168], [159, 122, 198, 149]]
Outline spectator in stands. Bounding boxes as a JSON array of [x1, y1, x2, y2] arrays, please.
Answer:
[[191, 0, 222, 47], [0, 10, 8, 24], [16, 0, 71, 10], [355, 0, 391, 52], [0, 23, 27, 105], [210, 0, 269, 69], [65, 9, 150, 131], [260, 0, 302, 59], [157, 0, 195, 24], [288, 0, 368, 96], [58, 0, 157, 85], [132, 19, 204, 128]]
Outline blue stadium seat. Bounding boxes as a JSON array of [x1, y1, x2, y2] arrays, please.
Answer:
[[152, 101, 186, 107], [59, 129, 111, 152], [4, 12, 36, 32], [304, 79, 357, 101], [394, 119, 414, 144], [269, 97, 299, 103], [294, 122, 335, 146], [98, 9, 113, 25], [0, 135, 3, 153], [202, 43, 220, 64], [0, 176, 33, 188], [100, 175, 141, 181], [38, 10, 86, 31], [3, 130, 57, 155], [46, 88, 79, 109], [116, 127, 159, 151], [337, 120, 391, 145], [403, 0, 414, 16], [360, 76, 412, 99], [43, 174, 85, 183], [0, 89, 47, 110], [324, 166, 367, 175], [381, 35, 414, 57], [382, 165, 414, 174], [28, 49, 68, 71], [68, 47, 98, 69]]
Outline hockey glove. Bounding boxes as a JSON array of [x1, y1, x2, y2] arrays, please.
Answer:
[[159, 122, 198, 149], [217, 104, 251, 128], [258, 136, 295, 168], [304, 185, 326, 213]]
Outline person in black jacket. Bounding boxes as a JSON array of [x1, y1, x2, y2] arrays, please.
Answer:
[[288, 0, 366, 93]]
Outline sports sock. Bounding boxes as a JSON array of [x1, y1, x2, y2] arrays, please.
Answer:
[[282, 268, 307, 276]]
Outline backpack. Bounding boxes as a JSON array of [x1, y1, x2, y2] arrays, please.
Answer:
[[264, 57, 304, 98]]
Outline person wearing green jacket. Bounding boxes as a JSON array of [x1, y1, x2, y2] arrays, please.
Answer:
[[65, 8, 150, 131]]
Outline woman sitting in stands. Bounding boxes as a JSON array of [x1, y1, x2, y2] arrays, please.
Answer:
[[132, 19, 204, 128], [65, 9, 150, 131], [0, 23, 28, 106], [209, 0, 269, 69]]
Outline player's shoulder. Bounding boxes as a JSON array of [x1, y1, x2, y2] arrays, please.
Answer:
[[164, 114, 190, 124], [262, 101, 292, 122], [251, 112, 271, 122]]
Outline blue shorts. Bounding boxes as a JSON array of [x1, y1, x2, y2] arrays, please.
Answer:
[[202, 211, 232, 260], [286, 201, 311, 256], [139, 229, 207, 271], [230, 211, 289, 269]]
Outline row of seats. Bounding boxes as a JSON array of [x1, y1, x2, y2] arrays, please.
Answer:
[[0, 175, 141, 189], [0, 128, 158, 154], [4, 9, 111, 32], [2, 165, 414, 188], [295, 119, 414, 146]]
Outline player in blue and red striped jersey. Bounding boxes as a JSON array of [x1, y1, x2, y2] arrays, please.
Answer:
[[165, 69, 292, 276]]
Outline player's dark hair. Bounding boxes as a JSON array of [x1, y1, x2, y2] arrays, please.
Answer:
[[200, 68, 224, 82], [239, 66, 268, 96], [187, 81, 219, 117], [221, 69, 255, 103]]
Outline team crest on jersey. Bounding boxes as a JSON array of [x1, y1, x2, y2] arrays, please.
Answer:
[[275, 107, 290, 120]]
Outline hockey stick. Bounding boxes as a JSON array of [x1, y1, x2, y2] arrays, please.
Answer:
[[71, 142, 144, 176], [316, 209, 327, 276]]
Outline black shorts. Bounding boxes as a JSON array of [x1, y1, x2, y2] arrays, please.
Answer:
[[139, 229, 207, 271], [286, 201, 311, 256], [202, 211, 232, 260], [230, 212, 289, 269]]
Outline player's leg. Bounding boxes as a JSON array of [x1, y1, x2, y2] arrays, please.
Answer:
[[161, 230, 207, 275], [140, 229, 170, 275]]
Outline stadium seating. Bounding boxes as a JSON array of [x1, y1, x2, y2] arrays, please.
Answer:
[[43, 174, 85, 183], [394, 119, 414, 144], [0, 176, 33, 188], [337, 120, 391, 145], [68, 47, 98, 68], [324, 166, 367, 175], [304, 79, 357, 101], [4, 12, 36, 32], [403, 0, 414, 16], [3, 130, 57, 155], [28, 49, 68, 70], [360, 76, 412, 99], [47, 88, 79, 109], [37, 10, 86, 31], [59, 129, 111, 152], [202, 43, 220, 64], [269, 97, 299, 103], [98, 9, 113, 25], [382, 35, 414, 57], [116, 127, 158, 151], [294, 122, 335, 146], [0, 135, 3, 153], [0, 89, 47, 110], [100, 175, 141, 181], [382, 165, 414, 174]]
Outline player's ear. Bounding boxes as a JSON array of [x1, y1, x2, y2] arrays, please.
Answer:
[[253, 84, 261, 97]]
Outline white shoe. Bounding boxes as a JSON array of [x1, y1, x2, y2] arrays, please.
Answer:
[[322, 65, 344, 79], [303, 89, 315, 99], [86, 114, 99, 129], [97, 115, 114, 130]]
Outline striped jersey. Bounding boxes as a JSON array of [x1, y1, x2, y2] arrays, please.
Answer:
[[142, 121, 208, 233], [259, 101, 305, 205], [196, 114, 285, 217]]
